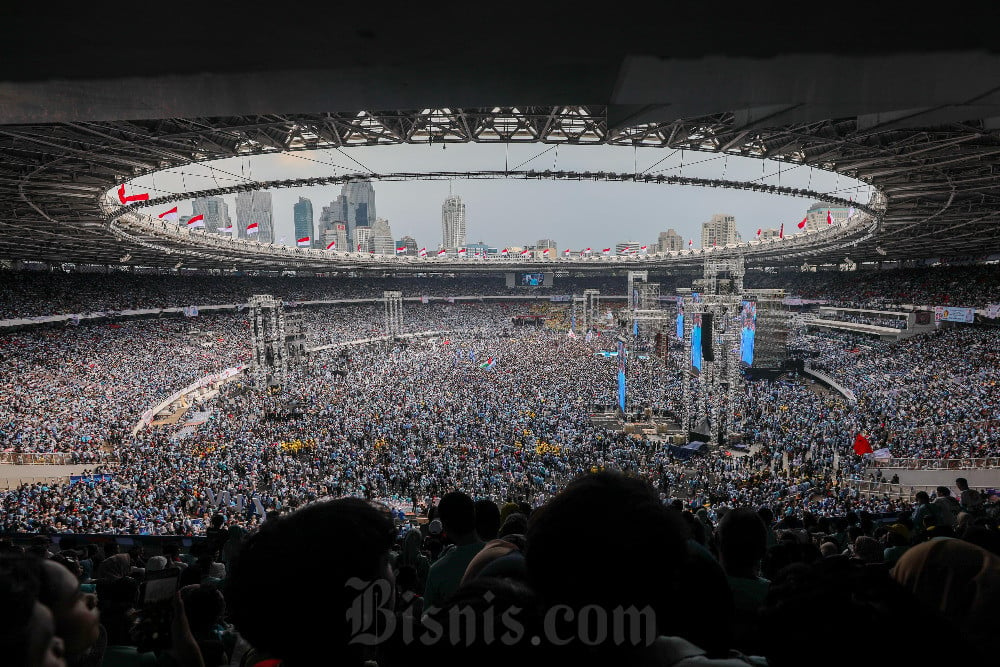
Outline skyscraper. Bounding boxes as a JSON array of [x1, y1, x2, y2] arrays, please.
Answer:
[[341, 180, 376, 244], [191, 196, 230, 234], [236, 191, 274, 243], [293, 197, 314, 246], [657, 229, 684, 252], [804, 201, 850, 231], [701, 214, 739, 248], [441, 193, 467, 250], [370, 218, 395, 255]]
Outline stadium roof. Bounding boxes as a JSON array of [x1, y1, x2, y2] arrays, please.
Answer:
[[1, 5, 999, 270]]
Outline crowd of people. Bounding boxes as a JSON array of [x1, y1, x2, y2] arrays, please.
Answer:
[[2, 471, 997, 666], [3, 262, 999, 322], [814, 311, 907, 329], [1, 265, 999, 664]]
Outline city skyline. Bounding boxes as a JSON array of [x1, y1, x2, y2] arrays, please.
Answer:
[[133, 142, 873, 250]]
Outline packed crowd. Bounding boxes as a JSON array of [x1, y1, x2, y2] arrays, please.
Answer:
[[814, 312, 907, 329], [747, 263, 1000, 309], [3, 262, 999, 322], [2, 471, 997, 666], [1, 293, 997, 538]]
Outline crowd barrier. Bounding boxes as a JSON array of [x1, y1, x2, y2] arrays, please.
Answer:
[[0, 452, 81, 465], [848, 477, 991, 499], [1, 476, 71, 490], [876, 457, 1000, 470]]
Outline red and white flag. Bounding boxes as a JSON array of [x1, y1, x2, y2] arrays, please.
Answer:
[[357, 243, 363, 252], [326, 240, 337, 250], [458, 248, 467, 256], [501, 248, 509, 256], [158, 206, 179, 222], [247, 222, 259, 235], [852, 434, 873, 456], [602, 248, 611, 255], [756, 228, 762, 238], [688, 239, 693, 247], [187, 214, 205, 228], [797, 216, 807, 229], [396, 246, 407, 254], [543, 248, 551, 256], [563, 248, 571, 256], [419, 247, 427, 257], [826, 210, 833, 225], [219, 224, 235, 233], [297, 237, 311, 247], [640, 245, 648, 253], [583, 247, 592, 255], [520, 249, 531, 256], [117, 184, 149, 204], [779, 223, 784, 239], [437, 248, 447, 256]]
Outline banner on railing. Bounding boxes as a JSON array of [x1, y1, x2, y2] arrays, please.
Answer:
[[69, 474, 114, 485], [183, 305, 199, 317], [549, 295, 572, 302], [986, 304, 1000, 319], [934, 306, 974, 323]]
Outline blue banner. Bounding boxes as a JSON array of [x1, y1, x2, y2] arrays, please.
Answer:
[[934, 306, 975, 323], [676, 313, 684, 340], [616, 339, 626, 411], [740, 300, 757, 366], [69, 474, 113, 485], [691, 314, 703, 374]]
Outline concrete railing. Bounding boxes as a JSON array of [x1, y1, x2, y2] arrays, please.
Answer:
[[875, 457, 1000, 470], [802, 362, 857, 402]]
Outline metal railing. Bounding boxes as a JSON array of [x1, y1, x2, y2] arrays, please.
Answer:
[[875, 457, 1000, 470]]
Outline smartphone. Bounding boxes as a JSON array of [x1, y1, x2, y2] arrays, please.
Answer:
[[140, 569, 179, 604]]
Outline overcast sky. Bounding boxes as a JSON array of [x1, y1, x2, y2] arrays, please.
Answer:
[[133, 143, 872, 249]]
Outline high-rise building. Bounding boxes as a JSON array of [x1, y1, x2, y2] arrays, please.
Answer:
[[701, 214, 740, 248], [341, 180, 376, 244], [616, 241, 642, 255], [397, 235, 419, 255], [236, 191, 274, 243], [760, 228, 782, 240], [442, 193, 467, 250], [536, 239, 558, 252], [354, 226, 373, 252], [370, 218, 395, 255], [804, 201, 851, 231], [191, 196, 230, 234], [320, 222, 348, 251], [657, 229, 684, 252], [293, 197, 314, 246]]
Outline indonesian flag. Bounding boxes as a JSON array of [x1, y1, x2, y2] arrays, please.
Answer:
[[458, 248, 467, 256], [564, 248, 571, 256], [396, 246, 407, 254], [827, 210, 833, 225], [543, 248, 551, 256], [779, 223, 784, 239], [357, 243, 363, 252], [247, 222, 259, 235], [853, 434, 873, 456], [158, 206, 179, 222], [297, 237, 311, 247], [520, 249, 531, 256], [501, 248, 509, 256], [797, 216, 807, 229], [220, 224, 235, 233], [419, 247, 427, 257], [326, 240, 337, 250], [688, 239, 693, 247], [602, 248, 611, 255], [640, 245, 648, 253], [583, 247, 592, 254], [187, 214, 205, 228], [437, 248, 447, 256], [713, 240, 717, 247], [117, 184, 149, 204], [756, 228, 762, 238]]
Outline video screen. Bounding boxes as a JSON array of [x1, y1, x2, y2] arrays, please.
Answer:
[[740, 300, 757, 366], [691, 313, 702, 374], [519, 272, 545, 286], [676, 313, 684, 340]]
